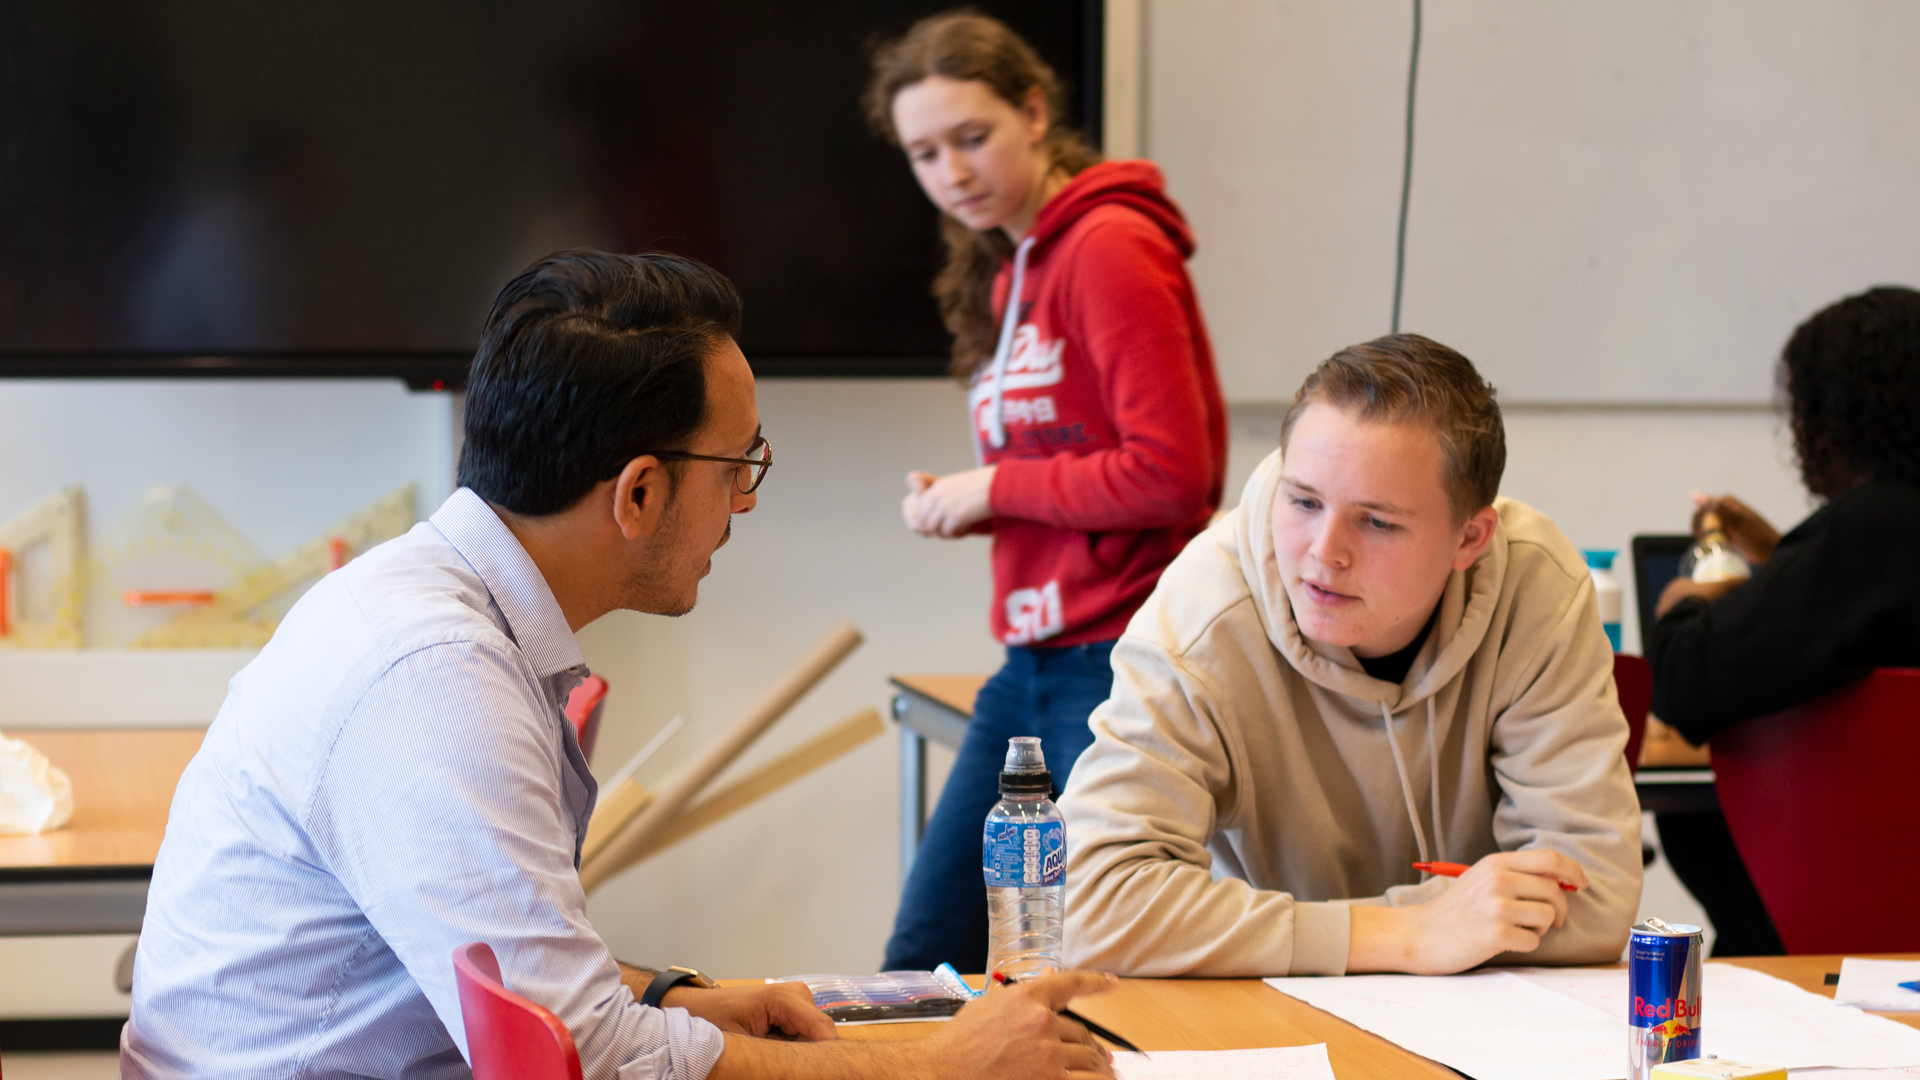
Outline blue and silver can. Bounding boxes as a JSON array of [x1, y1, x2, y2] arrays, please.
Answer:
[[1628, 917, 1704, 1080]]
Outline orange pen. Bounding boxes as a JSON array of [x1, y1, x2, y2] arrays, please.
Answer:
[[123, 590, 217, 607], [1414, 860, 1578, 891]]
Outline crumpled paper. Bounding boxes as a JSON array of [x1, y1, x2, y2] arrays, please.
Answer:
[[0, 733, 74, 835]]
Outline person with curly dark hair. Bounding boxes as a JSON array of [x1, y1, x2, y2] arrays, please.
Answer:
[[1647, 284, 1920, 955]]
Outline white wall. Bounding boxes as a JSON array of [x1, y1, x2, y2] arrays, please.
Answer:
[[1146, 0, 1920, 404]]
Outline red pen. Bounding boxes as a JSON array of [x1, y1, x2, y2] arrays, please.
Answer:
[[1414, 860, 1578, 891]]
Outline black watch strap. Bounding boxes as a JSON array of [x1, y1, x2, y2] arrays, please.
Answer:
[[641, 965, 714, 1009]]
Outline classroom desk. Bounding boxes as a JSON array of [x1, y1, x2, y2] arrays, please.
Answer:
[[752, 954, 1920, 1077], [0, 729, 203, 935], [888, 673, 1726, 853]]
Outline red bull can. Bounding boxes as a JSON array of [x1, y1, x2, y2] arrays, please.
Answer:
[[1629, 918, 1704, 1080]]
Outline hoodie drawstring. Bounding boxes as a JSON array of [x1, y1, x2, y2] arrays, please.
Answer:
[[1379, 701, 1431, 865], [1379, 699, 1446, 869], [1426, 697, 1445, 864], [980, 235, 1036, 452]]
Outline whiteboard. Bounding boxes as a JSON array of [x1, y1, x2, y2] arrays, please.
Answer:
[[1147, 0, 1920, 403]]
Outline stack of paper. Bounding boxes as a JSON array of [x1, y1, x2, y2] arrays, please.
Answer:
[[1265, 963, 1920, 1080], [1835, 960, 1920, 1013]]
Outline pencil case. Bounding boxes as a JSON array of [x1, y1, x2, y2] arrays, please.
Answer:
[[774, 964, 980, 1023]]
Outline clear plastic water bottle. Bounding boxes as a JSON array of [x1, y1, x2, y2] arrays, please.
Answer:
[[983, 737, 1065, 979], [1680, 511, 1752, 585]]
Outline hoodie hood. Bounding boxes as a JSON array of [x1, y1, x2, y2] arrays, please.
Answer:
[[1232, 446, 1510, 712], [1028, 160, 1195, 260]]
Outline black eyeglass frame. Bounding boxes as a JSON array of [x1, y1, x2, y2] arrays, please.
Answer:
[[643, 437, 772, 494]]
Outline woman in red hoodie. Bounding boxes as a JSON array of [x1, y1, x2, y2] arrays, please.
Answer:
[[868, 11, 1228, 972]]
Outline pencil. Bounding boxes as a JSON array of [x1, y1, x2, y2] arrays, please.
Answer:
[[989, 972, 1148, 1056], [1061, 1006, 1146, 1055]]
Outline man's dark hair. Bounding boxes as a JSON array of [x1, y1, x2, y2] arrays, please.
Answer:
[[1781, 285, 1920, 499], [1279, 333, 1506, 522], [457, 250, 743, 516]]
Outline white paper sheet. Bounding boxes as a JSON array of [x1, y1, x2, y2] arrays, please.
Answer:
[[1836, 960, 1920, 1013], [1112, 1044, 1336, 1080], [1266, 963, 1920, 1080], [1266, 970, 1624, 1080]]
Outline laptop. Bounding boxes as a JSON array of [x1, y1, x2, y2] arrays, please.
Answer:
[[1630, 534, 1694, 646]]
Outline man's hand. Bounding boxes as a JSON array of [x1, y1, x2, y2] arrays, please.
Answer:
[[1690, 492, 1780, 565], [1350, 850, 1590, 975], [661, 982, 835, 1042], [1655, 575, 1742, 619], [704, 970, 1118, 1080], [923, 971, 1118, 1080], [902, 467, 997, 538]]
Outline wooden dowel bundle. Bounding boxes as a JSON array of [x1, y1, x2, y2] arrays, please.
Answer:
[[579, 619, 863, 892], [625, 707, 883, 864]]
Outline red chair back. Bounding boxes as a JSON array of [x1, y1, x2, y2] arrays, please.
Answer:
[[565, 675, 609, 763], [1710, 668, 1920, 953], [1613, 653, 1651, 771], [453, 942, 583, 1080]]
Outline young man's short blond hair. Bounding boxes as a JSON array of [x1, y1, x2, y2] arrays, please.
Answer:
[[1279, 333, 1506, 522]]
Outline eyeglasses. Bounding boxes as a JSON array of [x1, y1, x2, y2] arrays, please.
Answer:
[[646, 435, 773, 494]]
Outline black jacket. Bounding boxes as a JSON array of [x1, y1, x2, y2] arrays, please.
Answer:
[[1648, 477, 1920, 744]]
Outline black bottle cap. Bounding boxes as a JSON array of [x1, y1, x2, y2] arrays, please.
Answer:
[[999, 768, 1052, 796]]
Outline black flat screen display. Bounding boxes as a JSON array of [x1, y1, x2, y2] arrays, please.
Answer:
[[0, 1, 1098, 385]]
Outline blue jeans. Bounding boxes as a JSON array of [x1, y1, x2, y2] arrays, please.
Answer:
[[882, 641, 1116, 972]]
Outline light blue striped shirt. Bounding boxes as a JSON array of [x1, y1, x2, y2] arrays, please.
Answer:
[[124, 488, 725, 1080]]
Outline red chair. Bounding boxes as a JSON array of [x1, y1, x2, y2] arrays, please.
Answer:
[[1710, 668, 1920, 954], [453, 942, 583, 1080], [565, 675, 609, 763], [1614, 653, 1651, 771]]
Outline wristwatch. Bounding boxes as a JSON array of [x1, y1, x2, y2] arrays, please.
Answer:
[[642, 965, 718, 1009]]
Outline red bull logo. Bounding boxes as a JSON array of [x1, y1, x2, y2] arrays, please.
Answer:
[[1633, 995, 1699, 1043], [1628, 919, 1704, 1080]]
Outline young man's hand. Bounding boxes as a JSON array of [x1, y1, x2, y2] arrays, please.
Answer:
[[901, 467, 997, 538], [1349, 849, 1590, 975], [923, 971, 1119, 1080], [661, 981, 836, 1041], [1690, 492, 1780, 565]]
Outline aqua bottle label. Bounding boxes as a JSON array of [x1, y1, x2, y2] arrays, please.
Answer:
[[982, 821, 1065, 887]]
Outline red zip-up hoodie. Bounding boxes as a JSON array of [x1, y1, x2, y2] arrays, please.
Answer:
[[974, 160, 1227, 647]]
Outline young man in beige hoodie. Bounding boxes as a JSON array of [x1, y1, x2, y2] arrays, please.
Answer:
[[1058, 334, 1642, 978]]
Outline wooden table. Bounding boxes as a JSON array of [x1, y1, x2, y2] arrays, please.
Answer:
[[0, 728, 203, 934], [773, 954, 1920, 1078]]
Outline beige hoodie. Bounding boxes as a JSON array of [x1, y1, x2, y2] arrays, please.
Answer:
[[1058, 448, 1642, 977]]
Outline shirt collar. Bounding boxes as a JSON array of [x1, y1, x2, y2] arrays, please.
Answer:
[[430, 487, 586, 680]]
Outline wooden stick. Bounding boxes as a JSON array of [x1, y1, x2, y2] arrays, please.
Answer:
[[579, 620, 863, 891], [623, 708, 883, 866]]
